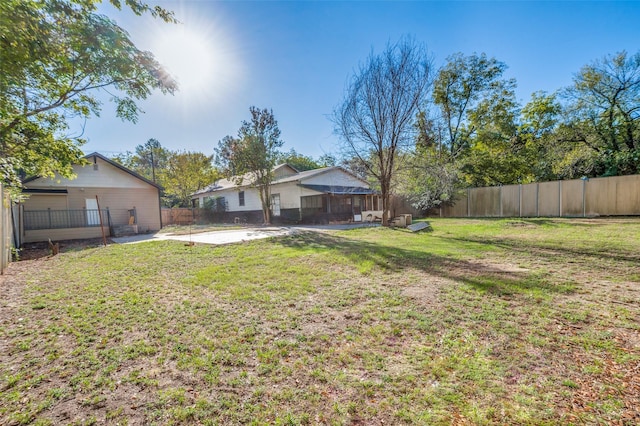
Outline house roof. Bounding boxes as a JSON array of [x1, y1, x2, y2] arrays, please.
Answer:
[[298, 184, 378, 195], [22, 152, 162, 190], [192, 164, 371, 197]]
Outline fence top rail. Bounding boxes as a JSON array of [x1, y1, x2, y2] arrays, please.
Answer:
[[24, 208, 106, 211]]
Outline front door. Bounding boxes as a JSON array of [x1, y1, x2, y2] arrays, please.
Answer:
[[353, 196, 362, 222], [85, 198, 99, 226], [270, 194, 281, 217]]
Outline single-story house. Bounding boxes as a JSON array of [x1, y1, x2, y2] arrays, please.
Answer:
[[192, 164, 382, 224], [18, 152, 162, 244]]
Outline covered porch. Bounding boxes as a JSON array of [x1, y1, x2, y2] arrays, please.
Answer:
[[17, 205, 139, 244], [299, 185, 381, 224]]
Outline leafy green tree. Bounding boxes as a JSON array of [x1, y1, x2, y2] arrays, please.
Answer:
[[162, 151, 220, 207], [401, 111, 460, 210], [458, 91, 524, 186], [518, 92, 564, 181], [277, 149, 322, 171], [109, 151, 136, 169], [333, 38, 432, 225], [433, 53, 516, 158], [132, 139, 169, 183], [562, 50, 640, 176], [432, 53, 525, 186], [339, 155, 370, 181], [318, 154, 337, 167], [215, 107, 284, 224], [0, 0, 177, 194]]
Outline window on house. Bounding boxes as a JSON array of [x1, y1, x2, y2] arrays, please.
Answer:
[[239, 191, 245, 207], [301, 195, 326, 212]]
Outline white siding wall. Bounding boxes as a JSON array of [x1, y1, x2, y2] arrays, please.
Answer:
[[302, 169, 367, 187], [198, 183, 325, 212], [197, 187, 262, 212], [26, 157, 151, 189], [227, 188, 262, 211], [273, 165, 298, 179], [195, 168, 370, 213], [272, 182, 303, 210]]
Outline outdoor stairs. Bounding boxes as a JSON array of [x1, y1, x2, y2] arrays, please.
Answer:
[[112, 225, 138, 237]]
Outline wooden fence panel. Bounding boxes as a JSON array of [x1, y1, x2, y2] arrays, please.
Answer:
[[470, 186, 501, 217], [561, 179, 584, 217], [521, 183, 538, 217], [1, 184, 11, 274], [161, 208, 196, 226], [613, 175, 640, 214], [585, 177, 617, 216], [501, 185, 520, 217], [537, 181, 561, 217], [440, 174, 640, 218], [441, 191, 468, 217]]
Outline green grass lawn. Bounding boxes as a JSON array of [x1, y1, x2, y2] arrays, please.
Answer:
[[1, 218, 639, 425]]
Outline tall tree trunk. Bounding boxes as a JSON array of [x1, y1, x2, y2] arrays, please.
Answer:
[[260, 185, 271, 225]]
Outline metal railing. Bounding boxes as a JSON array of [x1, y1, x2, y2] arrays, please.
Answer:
[[23, 209, 111, 231]]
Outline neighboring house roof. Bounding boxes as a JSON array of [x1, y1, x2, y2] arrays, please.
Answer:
[[298, 184, 378, 195], [193, 164, 373, 197], [22, 152, 162, 190]]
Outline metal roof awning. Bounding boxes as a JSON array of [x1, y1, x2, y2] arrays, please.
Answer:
[[299, 184, 378, 195], [22, 188, 68, 195]]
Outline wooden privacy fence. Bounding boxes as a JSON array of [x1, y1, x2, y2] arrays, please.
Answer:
[[441, 174, 640, 218], [161, 208, 197, 226], [1, 184, 12, 274]]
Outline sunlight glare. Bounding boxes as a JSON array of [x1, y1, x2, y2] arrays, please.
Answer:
[[153, 25, 216, 95]]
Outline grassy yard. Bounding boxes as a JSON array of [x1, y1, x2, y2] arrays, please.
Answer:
[[1, 218, 639, 425]]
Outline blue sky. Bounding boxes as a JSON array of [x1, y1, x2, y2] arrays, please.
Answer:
[[81, 0, 640, 160]]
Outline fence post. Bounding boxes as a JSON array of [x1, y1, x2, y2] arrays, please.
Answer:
[[536, 183, 539, 217], [467, 188, 471, 217], [19, 204, 24, 246], [0, 183, 13, 274], [1, 183, 6, 274], [519, 184, 522, 217], [582, 178, 587, 218], [558, 180, 562, 217]]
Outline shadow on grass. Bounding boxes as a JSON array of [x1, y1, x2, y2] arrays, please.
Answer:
[[277, 231, 573, 296], [448, 235, 640, 265], [491, 217, 637, 228]]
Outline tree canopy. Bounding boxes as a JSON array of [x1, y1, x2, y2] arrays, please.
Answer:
[[561, 51, 640, 176], [162, 151, 220, 207], [334, 38, 432, 225], [277, 149, 322, 172], [0, 0, 177, 194], [392, 49, 640, 212], [215, 107, 284, 224]]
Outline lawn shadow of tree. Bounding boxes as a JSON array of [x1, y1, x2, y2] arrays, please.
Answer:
[[447, 235, 640, 265], [276, 231, 574, 296]]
